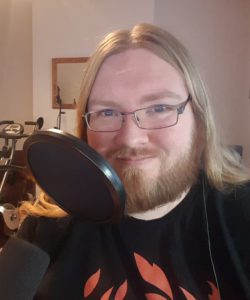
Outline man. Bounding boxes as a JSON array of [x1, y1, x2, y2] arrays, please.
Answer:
[[7, 23, 250, 299]]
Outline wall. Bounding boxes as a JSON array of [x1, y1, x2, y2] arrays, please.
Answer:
[[32, 0, 155, 134], [0, 0, 33, 126], [154, 0, 250, 165], [247, 0, 250, 165]]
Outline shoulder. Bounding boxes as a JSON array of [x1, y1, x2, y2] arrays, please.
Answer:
[[207, 181, 250, 204], [206, 181, 250, 226], [234, 181, 250, 200]]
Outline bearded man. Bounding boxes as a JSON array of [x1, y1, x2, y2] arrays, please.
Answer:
[[1, 23, 250, 300]]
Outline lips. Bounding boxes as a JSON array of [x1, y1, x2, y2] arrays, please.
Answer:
[[116, 155, 155, 164], [106, 147, 161, 166], [117, 155, 151, 160]]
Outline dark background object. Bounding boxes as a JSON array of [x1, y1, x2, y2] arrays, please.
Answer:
[[0, 151, 35, 205], [229, 144, 243, 159], [0, 151, 35, 247]]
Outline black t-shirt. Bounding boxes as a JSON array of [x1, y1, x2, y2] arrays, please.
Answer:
[[18, 180, 250, 300]]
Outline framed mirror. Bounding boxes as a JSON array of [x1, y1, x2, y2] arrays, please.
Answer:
[[52, 57, 89, 109]]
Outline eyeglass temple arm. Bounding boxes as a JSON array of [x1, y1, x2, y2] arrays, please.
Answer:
[[177, 95, 192, 114]]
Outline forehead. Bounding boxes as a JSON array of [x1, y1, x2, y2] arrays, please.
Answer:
[[89, 48, 187, 107]]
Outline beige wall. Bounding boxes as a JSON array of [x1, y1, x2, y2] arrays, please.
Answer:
[[155, 0, 250, 165], [247, 0, 250, 166], [0, 0, 33, 126]]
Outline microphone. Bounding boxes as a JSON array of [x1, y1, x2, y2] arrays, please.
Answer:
[[0, 237, 50, 300]]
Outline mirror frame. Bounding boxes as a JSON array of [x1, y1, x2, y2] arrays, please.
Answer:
[[52, 57, 89, 109]]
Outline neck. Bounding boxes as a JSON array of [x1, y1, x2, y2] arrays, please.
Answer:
[[128, 188, 190, 221]]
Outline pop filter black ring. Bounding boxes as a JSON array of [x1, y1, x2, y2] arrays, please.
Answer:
[[23, 129, 126, 223]]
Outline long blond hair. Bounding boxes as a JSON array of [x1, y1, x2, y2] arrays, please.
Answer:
[[20, 23, 249, 218]]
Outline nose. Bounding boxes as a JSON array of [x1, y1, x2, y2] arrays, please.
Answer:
[[114, 114, 149, 147]]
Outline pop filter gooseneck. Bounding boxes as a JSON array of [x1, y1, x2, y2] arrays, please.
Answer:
[[23, 129, 126, 223]]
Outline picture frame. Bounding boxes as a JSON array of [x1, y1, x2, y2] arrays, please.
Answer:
[[52, 57, 89, 109]]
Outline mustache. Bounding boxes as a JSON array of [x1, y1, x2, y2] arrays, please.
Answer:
[[106, 146, 162, 160]]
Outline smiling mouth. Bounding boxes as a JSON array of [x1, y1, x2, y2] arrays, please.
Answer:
[[116, 156, 155, 164]]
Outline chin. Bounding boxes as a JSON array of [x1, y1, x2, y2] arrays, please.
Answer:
[[119, 164, 160, 183]]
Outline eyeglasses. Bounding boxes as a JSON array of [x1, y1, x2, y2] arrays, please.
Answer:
[[83, 95, 191, 132]]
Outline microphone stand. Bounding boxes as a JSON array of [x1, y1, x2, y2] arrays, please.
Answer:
[[55, 86, 65, 130]]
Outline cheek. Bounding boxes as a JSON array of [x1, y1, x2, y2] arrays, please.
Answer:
[[152, 121, 194, 154], [150, 127, 182, 149], [87, 131, 115, 155]]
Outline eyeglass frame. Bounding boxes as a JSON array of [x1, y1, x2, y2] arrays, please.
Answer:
[[83, 94, 192, 132]]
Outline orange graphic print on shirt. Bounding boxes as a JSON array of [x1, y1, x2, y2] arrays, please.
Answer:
[[83, 252, 220, 300]]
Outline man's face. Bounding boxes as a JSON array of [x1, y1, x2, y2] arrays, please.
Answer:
[[87, 48, 200, 214]]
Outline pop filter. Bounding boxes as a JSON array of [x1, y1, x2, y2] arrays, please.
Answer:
[[23, 129, 125, 223]]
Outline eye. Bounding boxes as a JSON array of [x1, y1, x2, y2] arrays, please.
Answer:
[[154, 104, 168, 113], [98, 109, 118, 117], [146, 104, 172, 114]]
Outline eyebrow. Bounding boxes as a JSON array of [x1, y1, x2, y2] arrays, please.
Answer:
[[140, 90, 183, 102], [89, 90, 183, 108]]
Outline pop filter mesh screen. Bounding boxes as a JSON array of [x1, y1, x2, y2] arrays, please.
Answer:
[[27, 141, 118, 222]]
